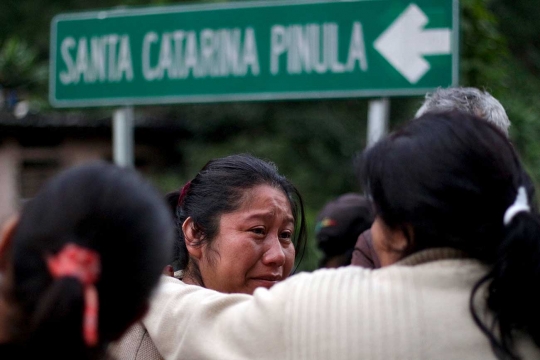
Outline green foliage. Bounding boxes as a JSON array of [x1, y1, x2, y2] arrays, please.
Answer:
[[0, 37, 47, 90], [488, 0, 540, 188], [460, 0, 540, 192], [460, 0, 509, 87], [491, 0, 540, 76], [495, 60, 540, 187]]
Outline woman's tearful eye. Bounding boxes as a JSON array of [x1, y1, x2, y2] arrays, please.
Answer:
[[280, 230, 293, 242], [251, 227, 266, 236]]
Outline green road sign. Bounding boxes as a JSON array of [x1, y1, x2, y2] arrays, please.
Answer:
[[49, 0, 458, 107]]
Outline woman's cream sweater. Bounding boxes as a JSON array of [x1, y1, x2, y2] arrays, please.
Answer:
[[142, 249, 540, 360]]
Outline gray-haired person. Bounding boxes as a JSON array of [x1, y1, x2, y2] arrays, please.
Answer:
[[415, 87, 511, 137], [351, 86, 512, 268]]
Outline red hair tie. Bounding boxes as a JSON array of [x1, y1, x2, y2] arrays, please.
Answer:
[[46, 243, 101, 347], [178, 180, 192, 206]]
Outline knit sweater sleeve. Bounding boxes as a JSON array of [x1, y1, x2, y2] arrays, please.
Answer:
[[142, 276, 291, 360], [142, 268, 417, 360], [142, 258, 502, 360]]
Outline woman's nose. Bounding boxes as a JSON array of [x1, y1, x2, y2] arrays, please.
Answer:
[[262, 236, 286, 267]]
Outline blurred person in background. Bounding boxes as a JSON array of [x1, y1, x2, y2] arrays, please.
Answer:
[[0, 163, 174, 359], [136, 111, 540, 360], [352, 86, 512, 268], [315, 193, 373, 268], [111, 153, 307, 359], [350, 228, 380, 269]]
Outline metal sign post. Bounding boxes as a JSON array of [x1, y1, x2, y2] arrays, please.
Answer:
[[113, 106, 134, 167], [367, 98, 390, 147]]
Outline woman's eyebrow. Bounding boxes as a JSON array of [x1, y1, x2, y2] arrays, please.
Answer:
[[243, 211, 294, 224]]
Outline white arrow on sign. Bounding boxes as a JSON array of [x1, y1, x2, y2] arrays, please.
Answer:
[[374, 3, 451, 84]]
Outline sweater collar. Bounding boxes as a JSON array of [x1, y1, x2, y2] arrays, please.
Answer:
[[395, 248, 469, 267]]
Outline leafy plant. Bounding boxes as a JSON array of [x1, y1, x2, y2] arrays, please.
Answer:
[[0, 37, 47, 91]]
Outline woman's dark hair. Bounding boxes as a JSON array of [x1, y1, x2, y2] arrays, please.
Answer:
[[9, 162, 175, 359], [359, 111, 540, 359], [165, 153, 306, 285]]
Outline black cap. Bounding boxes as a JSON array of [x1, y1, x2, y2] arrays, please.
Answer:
[[315, 193, 374, 257]]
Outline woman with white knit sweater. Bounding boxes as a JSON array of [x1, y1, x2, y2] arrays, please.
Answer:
[[142, 111, 540, 360]]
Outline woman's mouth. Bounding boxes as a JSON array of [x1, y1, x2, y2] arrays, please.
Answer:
[[250, 274, 282, 288]]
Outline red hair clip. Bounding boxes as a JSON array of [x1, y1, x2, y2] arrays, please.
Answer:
[[178, 180, 192, 206], [46, 243, 101, 347]]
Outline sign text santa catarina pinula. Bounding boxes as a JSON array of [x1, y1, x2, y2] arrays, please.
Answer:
[[49, 0, 458, 107]]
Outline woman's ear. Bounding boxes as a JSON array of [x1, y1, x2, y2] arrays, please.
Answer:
[[0, 216, 19, 270], [182, 217, 203, 260]]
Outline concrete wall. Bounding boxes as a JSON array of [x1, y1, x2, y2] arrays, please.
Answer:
[[0, 140, 20, 221]]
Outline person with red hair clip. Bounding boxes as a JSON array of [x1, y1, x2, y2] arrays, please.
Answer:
[[0, 162, 174, 359], [112, 153, 307, 359]]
